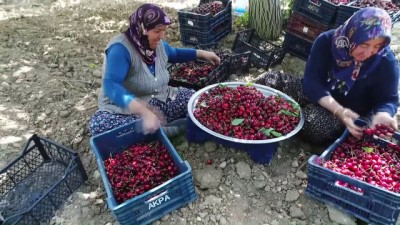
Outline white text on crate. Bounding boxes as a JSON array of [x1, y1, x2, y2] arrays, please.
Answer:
[[148, 194, 171, 210]]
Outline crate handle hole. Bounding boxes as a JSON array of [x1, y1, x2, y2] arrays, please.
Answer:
[[308, 0, 321, 7], [145, 190, 169, 203], [334, 180, 364, 195]]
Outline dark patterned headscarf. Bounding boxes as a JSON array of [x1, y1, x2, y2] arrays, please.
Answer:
[[329, 7, 391, 95], [125, 4, 171, 64]]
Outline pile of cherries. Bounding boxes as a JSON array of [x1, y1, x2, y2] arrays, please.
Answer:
[[322, 123, 400, 193], [171, 62, 215, 85], [352, 0, 399, 12], [104, 140, 178, 203], [191, 1, 225, 16], [171, 51, 229, 85], [193, 85, 301, 140]]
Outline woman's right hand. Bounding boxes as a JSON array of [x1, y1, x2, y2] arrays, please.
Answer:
[[196, 50, 221, 66], [336, 107, 363, 139], [129, 99, 164, 135], [141, 112, 161, 135]]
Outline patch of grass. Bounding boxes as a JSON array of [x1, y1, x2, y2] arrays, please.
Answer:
[[234, 11, 249, 30]]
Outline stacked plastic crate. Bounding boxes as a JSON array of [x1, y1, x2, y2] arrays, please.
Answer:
[[178, 0, 232, 45], [284, 0, 339, 60], [335, 0, 400, 28]]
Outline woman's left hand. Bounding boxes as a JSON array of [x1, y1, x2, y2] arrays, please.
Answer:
[[371, 112, 398, 135], [197, 50, 221, 66]]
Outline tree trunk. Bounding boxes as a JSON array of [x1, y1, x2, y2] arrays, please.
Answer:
[[248, 0, 282, 40]]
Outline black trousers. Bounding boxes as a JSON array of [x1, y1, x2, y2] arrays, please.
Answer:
[[254, 71, 345, 145]]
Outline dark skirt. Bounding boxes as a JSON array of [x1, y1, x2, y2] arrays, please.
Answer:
[[89, 87, 194, 137]]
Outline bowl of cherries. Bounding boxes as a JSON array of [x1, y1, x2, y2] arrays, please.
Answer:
[[187, 82, 305, 164]]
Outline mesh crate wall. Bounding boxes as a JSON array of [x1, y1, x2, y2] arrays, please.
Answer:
[[0, 135, 88, 225], [231, 28, 286, 70]]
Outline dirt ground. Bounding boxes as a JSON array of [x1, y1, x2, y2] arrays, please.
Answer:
[[1, 0, 400, 224]]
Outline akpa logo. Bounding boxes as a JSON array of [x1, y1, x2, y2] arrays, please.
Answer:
[[335, 36, 349, 48], [148, 194, 171, 210]]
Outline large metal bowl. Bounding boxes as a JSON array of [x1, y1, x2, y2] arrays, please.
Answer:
[[187, 82, 305, 144]]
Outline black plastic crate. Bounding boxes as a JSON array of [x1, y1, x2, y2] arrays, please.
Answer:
[[293, 0, 339, 26], [232, 28, 286, 70], [168, 61, 229, 90], [283, 32, 314, 61], [180, 18, 232, 45], [178, 0, 232, 32], [0, 135, 88, 225], [195, 42, 231, 62], [228, 51, 251, 75], [196, 42, 251, 75]]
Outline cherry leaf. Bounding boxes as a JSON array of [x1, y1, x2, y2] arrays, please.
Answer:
[[362, 147, 374, 153], [280, 109, 295, 117], [271, 131, 283, 137], [231, 118, 244, 126], [245, 82, 254, 86], [259, 127, 274, 136], [200, 101, 208, 107], [292, 103, 301, 111], [287, 99, 301, 110], [219, 83, 227, 88]]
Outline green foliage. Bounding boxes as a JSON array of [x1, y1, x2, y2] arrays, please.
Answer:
[[281, 0, 295, 29], [235, 11, 249, 30]]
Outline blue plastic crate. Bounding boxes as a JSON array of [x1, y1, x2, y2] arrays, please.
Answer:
[[187, 117, 277, 164], [232, 28, 286, 70], [293, 0, 339, 26], [283, 32, 313, 61], [90, 121, 197, 225], [306, 129, 400, 225], [333, 1, 360, 26], [178, 1, 232, 32], [334, 1, 400, 28], [180, 19, 232, 45], [0, 135, 88, 225]]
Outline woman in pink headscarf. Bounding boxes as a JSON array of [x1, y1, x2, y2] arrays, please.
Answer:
[[89, 4, 220, 137]]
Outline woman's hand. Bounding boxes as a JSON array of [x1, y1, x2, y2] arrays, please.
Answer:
[[141, 112, 162, 135], [336, 107, 363, 139], [371, 112, 397, 136], [196, 50, 221, 66], [317, 96, 363, 139], [129, 99, 165, 134]]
